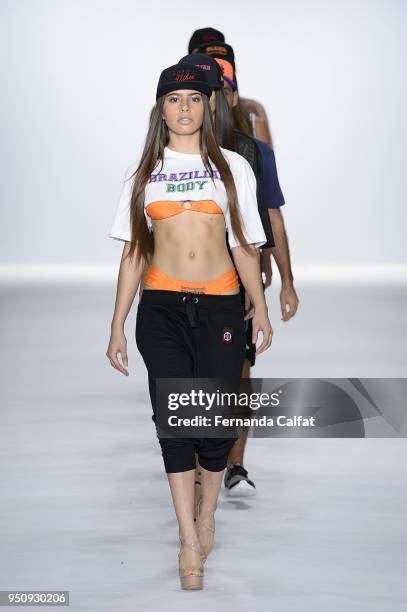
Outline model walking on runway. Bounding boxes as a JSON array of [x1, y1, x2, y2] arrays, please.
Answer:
[[107, 63, 272, 590]]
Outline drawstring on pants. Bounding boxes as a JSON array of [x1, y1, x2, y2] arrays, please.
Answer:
[[182, 292, 199, 328]]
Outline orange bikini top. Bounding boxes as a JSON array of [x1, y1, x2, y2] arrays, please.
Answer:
[[145, 199, 223, 220]]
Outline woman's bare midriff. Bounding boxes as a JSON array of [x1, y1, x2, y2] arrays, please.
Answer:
[[141, 206, 240, 296]]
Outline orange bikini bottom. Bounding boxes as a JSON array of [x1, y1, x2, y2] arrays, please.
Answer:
[[143, 264, 240, 295]]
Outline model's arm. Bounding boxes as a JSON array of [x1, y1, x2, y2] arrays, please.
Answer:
[[106, 241, 147, 376], [231, 245, 273, 355], [268, 208, 299, 321]]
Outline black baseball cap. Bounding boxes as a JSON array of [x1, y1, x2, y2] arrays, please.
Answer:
[[188, 27, 225, 53], [156, 64, 213, 101], [178, 53, 224, 89], [197, 42, 237, 90]]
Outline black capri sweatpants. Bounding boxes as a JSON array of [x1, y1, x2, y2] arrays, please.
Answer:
[[135, 288, 246, 474]]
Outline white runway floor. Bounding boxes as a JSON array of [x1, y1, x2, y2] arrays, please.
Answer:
[[1, 279, 407, 611]]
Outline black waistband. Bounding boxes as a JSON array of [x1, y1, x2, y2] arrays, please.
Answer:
[[140, 288, 243, 327], [140, 288, 242, 306]]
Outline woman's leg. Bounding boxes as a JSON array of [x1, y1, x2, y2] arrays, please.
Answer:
[[167, 468, 204, 589], [195, 444, 236, 559], [135, 291, 205, 576], [193, 293, 246, 557], [198, 465, 223, 519], [167, 469, 196, 540]]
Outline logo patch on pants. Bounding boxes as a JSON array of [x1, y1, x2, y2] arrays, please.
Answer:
[[221, 326, 233, 344]]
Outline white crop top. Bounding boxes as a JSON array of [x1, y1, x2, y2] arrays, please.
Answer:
[[109, 146, 267, 249]]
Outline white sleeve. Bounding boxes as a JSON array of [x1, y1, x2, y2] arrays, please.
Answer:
[[225, 154, 267, 249], [108, 164, 136, 242]]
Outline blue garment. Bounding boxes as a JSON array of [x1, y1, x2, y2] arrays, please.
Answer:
[[254, 138, 285, 209]]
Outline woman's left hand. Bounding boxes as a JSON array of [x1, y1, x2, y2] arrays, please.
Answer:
[[251, 306, 273, 355]]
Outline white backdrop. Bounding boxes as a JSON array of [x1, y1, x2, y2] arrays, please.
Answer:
[[1, 0, 406, 266]]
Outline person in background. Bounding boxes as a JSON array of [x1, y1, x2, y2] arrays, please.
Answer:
[[187, 43, 299, 496], [188, 27, 273, 145], [178, 52, 273, 506]]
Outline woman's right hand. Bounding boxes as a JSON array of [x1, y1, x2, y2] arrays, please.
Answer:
[[106, 328, 129, 376], [251, 306, 273, 356]]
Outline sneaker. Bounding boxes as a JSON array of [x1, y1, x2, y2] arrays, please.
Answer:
[[224, 463, 256, 497]]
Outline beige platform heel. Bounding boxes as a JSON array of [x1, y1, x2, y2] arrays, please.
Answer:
[[178, 537, 204, 590]]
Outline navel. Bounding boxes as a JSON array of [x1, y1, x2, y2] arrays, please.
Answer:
[[188, 251, 196, 259]]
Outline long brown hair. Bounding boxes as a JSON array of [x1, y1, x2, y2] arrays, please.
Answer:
[[213, 87, 235, 149], [124, 93, 252, 265]]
